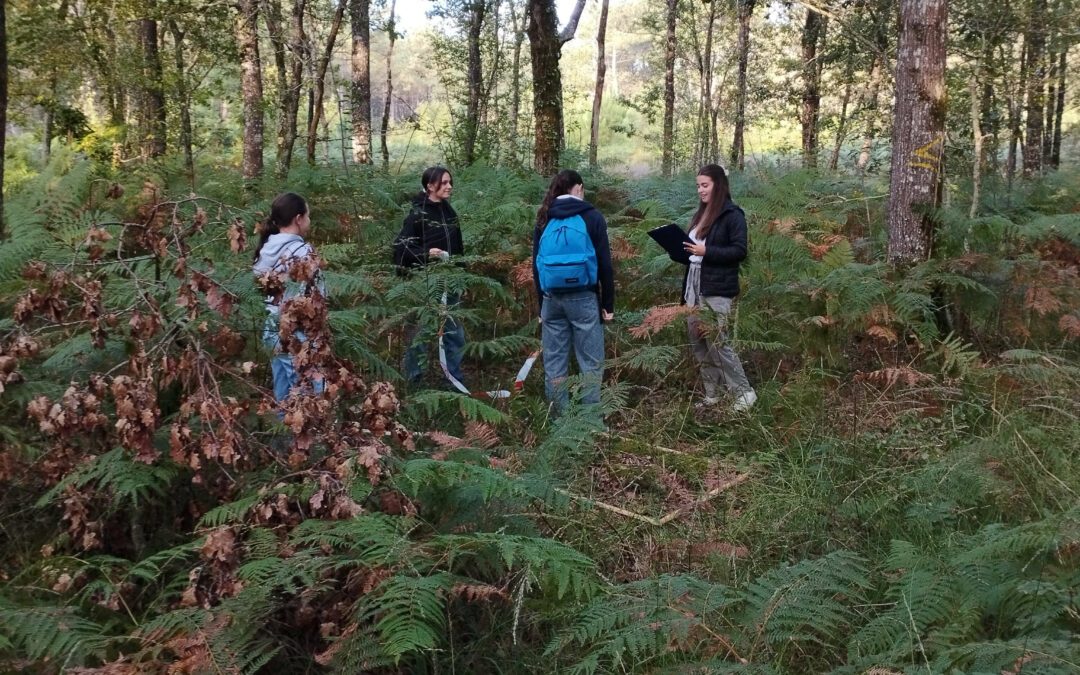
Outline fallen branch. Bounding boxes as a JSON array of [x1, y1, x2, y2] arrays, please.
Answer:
[[559, 472, 750, 526]]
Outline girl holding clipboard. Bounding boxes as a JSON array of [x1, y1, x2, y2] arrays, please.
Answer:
[[678, 164, 756, 411]]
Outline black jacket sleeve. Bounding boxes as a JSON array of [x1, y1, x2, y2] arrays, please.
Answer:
[[703, 208, 748, 266], [393, 210, 428, 267], [586, 210, 616, 315]]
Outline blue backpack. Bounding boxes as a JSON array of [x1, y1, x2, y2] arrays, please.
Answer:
[[536, 215, 598, 293]]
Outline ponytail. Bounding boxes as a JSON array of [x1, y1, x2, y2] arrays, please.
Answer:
[[253, 192, 308, 262], [535, 169, 584, 231]]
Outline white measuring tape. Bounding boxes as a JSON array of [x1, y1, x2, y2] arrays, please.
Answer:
[[436, 292, 539, 399]]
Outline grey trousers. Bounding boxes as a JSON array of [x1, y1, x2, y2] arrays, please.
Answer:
[[686, 294, 752, 398]]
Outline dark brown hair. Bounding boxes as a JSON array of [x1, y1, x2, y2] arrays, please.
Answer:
[[535, 169, 583, 230], [253, 192, 308, 261], [420, 166, 452, 200], [689, 164, 730, 239]]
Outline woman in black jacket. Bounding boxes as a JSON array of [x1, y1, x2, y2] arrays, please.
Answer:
[[679, 164, 756, 411], [393, 166, 467, 389]]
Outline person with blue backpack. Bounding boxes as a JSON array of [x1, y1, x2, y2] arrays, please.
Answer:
[[532, 170, 615, 414]]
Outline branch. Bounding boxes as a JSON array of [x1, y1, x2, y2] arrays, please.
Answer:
[[558, 0, 588, 44]]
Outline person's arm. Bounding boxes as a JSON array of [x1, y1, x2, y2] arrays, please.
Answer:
[[703, 210, 748, 265], [532, 223, 544, 315], [588, 212, 615, 316], [393, 211, 428, 267]]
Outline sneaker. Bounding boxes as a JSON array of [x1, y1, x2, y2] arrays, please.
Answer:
[[732, 389, 757, 413], [694, 395, 721, 409]]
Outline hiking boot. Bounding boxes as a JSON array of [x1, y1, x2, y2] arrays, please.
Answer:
[[694, 395, 721, 409]]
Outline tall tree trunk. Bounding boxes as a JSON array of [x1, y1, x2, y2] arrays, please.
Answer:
[[1050, 48, 1065, 168], [168, 22, 195, 186], [273, 0, 306, 177], [526, 0, 586, 174], [699, 0, 717, 165], [1022, 0, 1046, 176], [1006, 39, 1026, 192], [510, 0, 525, 160], [829, 74, 853, 171], [970, 69, 983, 219], [464, 0, 486, 164], [237, 0, 265, 180], [661, 0, 677, 177], [0, 0, 6, 239], [1042, 51, 1055, 164], [589, 0, 609, 169], [886, 0, 947, 266], [730, 0, 755, 171], [800, 9, 826, 169], [856, 53, 883, 171], [350, 0, 372, 164], [139, 19, 166, 158], [307, 0, 346, 164], [381, 0, 396, 170]]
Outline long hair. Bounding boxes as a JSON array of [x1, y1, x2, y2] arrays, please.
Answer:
[[535, 169, 584, 230], [253, 192, 308, 261], [418, 166, 452, 201], [689, 164, 730, 239]]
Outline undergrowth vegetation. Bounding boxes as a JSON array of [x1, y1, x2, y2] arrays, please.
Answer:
[[1, 150, 1078, 673]]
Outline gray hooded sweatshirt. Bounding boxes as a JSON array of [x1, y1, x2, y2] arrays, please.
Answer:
[[252, 233, 326, 315]]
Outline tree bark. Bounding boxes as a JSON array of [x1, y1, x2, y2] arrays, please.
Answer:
[[274, 0, 306, 177], [464, 1, 486, 164], [661, 0, 677, 177], [1006, 39, 1025, 192], [0, 0, 6, 239], [350, 0, 372, 164], [699, 0, 717, 165], [589, 0, 609, 169], [381, 0, 396, 170], [856, 53, 882, 172], [168, 22, 195, 186], [509, 0, 525, 161], [1043, 51, 1055, 164], [970, 69, 983, 219], [1050, 48, 1065, 168], [237, 0, 265, 180], [307, 0, 346, 164], [139, 19, 166, 158], [886, 0, 947, 266], [1022, 0, 1046, 176], [730, 0, 755, 171], [800, 9, 826, 169]]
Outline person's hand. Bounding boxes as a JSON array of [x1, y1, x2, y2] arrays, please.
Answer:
[[602, 310, 614, 322], [683, 241, 706, 257], [428, 247, 447, 259]]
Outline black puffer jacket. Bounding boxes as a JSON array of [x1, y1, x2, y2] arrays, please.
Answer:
[[393, 195, 464, 270], [681, 199, 748, 300]]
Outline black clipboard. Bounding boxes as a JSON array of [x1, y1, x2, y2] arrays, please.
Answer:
[[648, 223, 693, 264]]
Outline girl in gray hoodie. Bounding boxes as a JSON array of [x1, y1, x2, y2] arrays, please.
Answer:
[[252, 192, 326, 403]]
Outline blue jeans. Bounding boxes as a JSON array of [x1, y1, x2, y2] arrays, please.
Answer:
[[263, 317, 325, 403], [403, 294, 466, 387], [541, 290, 604, 413]]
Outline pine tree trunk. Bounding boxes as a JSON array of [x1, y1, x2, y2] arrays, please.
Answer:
[[237, 0, 265, 180], [0, 0, 6, 239], [800, 9, 825, 169], [272, 0, 306, 178], [1050, 48, 1065, 168], [970, 69, 983, 219], [464, 0, 486, 165], [730, 0, 754, 171], [1043, 52, 1055, 164], [698, 0, 717, 166], [886, 0, 947, 266], [527, 0, 565, 175], [510, 0, 524, 157], [1006, 39, 1025, 192], [381, 0, 396, 170], [139, 19, 166, 158], [168, 22, 195, 186], [661, 0, 677, 177], [350, 0, 372, 164], [589, 0, 609, 169], [307, 0, 346, 165], [1022, 0, 1046, 176]]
